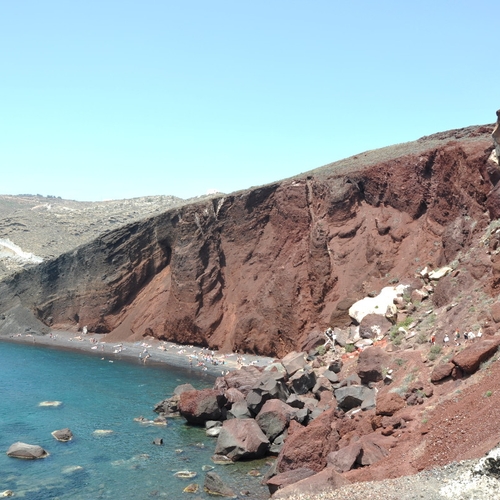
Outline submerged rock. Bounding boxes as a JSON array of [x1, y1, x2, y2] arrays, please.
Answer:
[[51, 427, 73, 442], [203, 471, 236, 498], [7, 442, 49, 459]]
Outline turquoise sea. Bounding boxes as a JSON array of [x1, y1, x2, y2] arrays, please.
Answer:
[[0, 342, 270, 499]]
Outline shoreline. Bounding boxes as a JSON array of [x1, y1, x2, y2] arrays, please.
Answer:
[[0, 330, 276, 379]]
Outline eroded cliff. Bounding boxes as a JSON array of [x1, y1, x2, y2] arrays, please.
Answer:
[[0, 124, 498, 357]]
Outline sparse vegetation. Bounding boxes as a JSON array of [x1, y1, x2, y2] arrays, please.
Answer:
[[316, 344, 326, 356], [394, 358, 406, 367], [485, 390, 493, 398], [428, 344, 442, 361], [416, 332, 428, 344], [344, 344, 355, 353]]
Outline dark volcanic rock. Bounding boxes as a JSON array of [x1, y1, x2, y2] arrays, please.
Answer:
[[203, 471, 236, 498], [357, 346, 389, 384], [255, 399, 296, 441], [335, 385, 374, 411], [214, 419, 269, 461]]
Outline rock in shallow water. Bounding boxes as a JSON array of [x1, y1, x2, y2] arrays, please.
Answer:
[[6, 442, 49, 459], [51, 427, 73, 442]]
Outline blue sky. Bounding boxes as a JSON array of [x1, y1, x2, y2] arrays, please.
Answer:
[[1, 1, 498, 201]]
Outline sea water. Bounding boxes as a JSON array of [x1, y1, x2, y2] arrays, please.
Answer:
[[0, 342, 270, 499]]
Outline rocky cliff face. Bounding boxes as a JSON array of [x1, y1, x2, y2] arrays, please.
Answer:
[[0, 124, 498, 357]]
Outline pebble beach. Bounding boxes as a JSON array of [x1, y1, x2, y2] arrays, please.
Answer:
[[0, 329, 275, 378]]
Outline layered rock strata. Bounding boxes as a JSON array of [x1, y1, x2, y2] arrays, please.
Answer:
[[0, 125, 498, 357]]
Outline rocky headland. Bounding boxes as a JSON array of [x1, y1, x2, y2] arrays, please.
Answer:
[[3, 113, 500, 498]]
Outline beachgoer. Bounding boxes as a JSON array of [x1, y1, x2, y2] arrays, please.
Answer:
[[430, 334, 436, 345]]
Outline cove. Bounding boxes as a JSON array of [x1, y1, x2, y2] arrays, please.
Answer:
[[0, 341, 270, 499]]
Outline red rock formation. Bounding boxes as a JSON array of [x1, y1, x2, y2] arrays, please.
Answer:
[[0, 125, 498, 357]]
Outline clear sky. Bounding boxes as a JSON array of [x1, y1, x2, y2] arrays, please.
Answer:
[[1, 1, 498, 201]]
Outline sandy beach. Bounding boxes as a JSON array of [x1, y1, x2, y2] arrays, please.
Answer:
[[0, 329, 275, 379]]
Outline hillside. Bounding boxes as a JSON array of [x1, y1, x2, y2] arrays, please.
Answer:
[[2, 118, 500, 498], [0, 123, 498, 354]]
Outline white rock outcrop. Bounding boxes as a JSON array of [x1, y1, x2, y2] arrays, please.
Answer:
[[348, 285, 408, 324]]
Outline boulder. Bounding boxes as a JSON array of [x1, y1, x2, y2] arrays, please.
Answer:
[[356, 434, 393, 466], [152, 438, 163, 445], [51, 428, 73, 442], [224, 387, 246, 404], [263, 362, 287, 375], [312, 376, 333, 396], [286, 394, 305, 409], [294, 407, 310, 424], [411, 289, 429, 304], [334, 385, 375, 411], [214, 419, 269, 461], [215, 365, 263, 396], [256, 399, 296, 441], [226, 400, 252, 420], [322, 370, 339, 384], [359, 314, 392, 340], [339, 373, 361, 387], [327, 359, 343, 374], [428, 266, 453, 280], [289, 368, 316, 395], [375, 393, 405, 416], [281, 351, 308, 376], [360, 390, 376, 411], [430, 362, 455, 383], [179, 389, 222, 425], [271, 467, 348, 499], [356, 346, 389, 384], [275, 408, 339, 473], [206, 421, 222, 437], [452, 339, 500, 374], [246, 372, 290, 415], [203, 471, 236, 498], [154, 395, 181, 416], [355, 338, 373, 349], [266, 468, 316, 496], [327, 442, 362, 472], [206, 427, 221, 437], [6, 442, 49, 459]]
